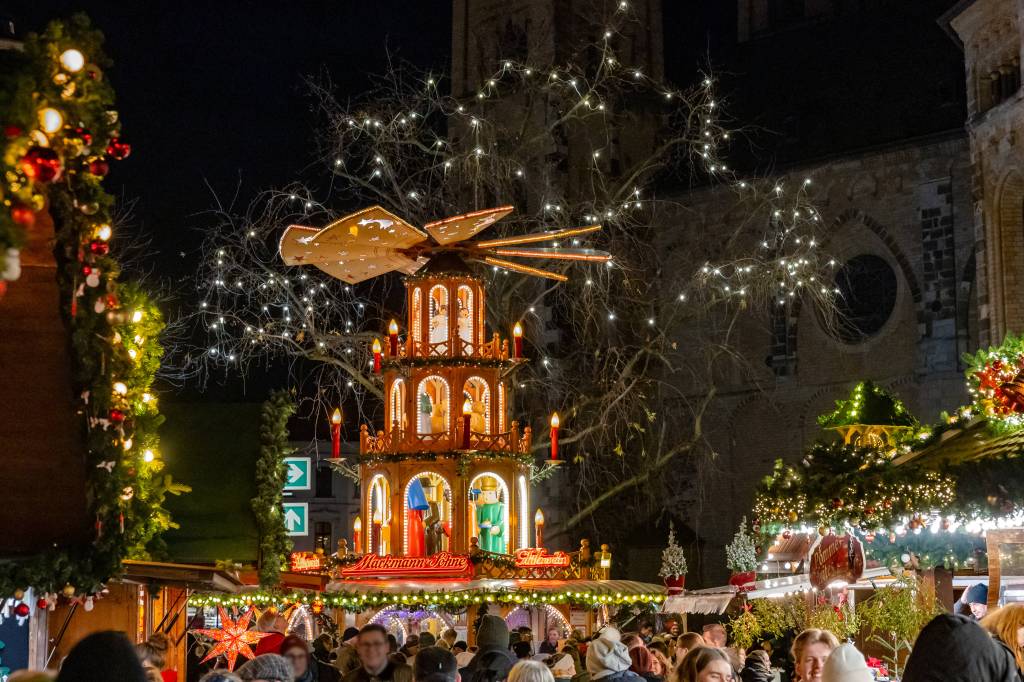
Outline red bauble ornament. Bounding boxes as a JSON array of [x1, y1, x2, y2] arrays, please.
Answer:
[[13, 602, 30, 617], [782, 529, 792, 540], [72, 127, 93, 146], [88, 159, 110, 177], [36, 597, 48, 609], [89, 240, 110, 256], [831, 498, 844, 509], [106, 138, 131, 160], [11, 205, 36, 227], [109, 409, 125, 423], [4, 125, 22, 138], [20, 147, 62, 183]]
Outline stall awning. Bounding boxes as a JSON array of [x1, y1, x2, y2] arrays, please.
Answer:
[[120, 560, 248, 592], [662, 589, 736, 615], [745, 566, 892, 599]]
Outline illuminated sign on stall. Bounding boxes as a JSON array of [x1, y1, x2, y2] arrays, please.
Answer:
[[808, 533, 864, 590], [289, 551, 324, 573], [340, 552, 473, 578], [514, 548, 571, 568]]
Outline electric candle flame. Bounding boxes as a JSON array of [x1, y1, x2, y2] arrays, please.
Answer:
[[354, 516, 362, 532], [463, 400, 473, 415], [535, 509, 545, 525], [389, 320, 398, 335], [372, 338, 382, 354], [513, 323, 523, 337], [550, 412, 560, 428], [331, 408, 342, 425]]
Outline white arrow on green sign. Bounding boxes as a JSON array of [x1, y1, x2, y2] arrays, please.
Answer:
[[282, 456, 311, 491], [283, 502, 308, 536]]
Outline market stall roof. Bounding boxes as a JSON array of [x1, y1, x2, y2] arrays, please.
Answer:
[[663, 586, 737, 615], [324, 578, 663, 597], [745, 566, 892, 599], [894, 418, 1021, 467], [121, 560, 248, 592]]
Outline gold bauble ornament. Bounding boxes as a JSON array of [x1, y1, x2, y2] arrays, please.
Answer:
[[62, 584, 76, 598], [13, 589, 24, 601]]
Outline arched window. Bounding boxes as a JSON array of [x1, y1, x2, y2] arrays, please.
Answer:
[[469, 472, 509, 554], [417, 375, 450, 436], [389, 379, 406, 433], [368, 474, 392, 556], [403, 471, 452, 556], [463, 376, 491, 434], [429, 285, 449, 349], [457, 285, 475, 352], [412, 288, 423, 348]]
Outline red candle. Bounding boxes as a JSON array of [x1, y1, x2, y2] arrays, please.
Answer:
[[513, 322, 523, 358], [330, 408, 342, 458], [462, 400, 473, 449], [372, 338, 382, 374], [550, 412, 560, 460], [535, 508, 545, 548], [388, 319, 399, 357], [353, 516, 362, 553]]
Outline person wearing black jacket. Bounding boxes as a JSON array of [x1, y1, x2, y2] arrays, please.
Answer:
[[903, 614, 1021, 682], [739, 650, 772, 682], [459, 615, 516, 682]]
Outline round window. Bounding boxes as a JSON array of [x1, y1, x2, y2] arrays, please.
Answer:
[[831, 254, 898, 343]]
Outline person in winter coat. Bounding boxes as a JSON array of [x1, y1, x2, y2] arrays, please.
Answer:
[[459, 615, 516, 682], [627, 646, 662, 682], [254, 612, 290, 657], [282, 634, 343, 682], [903, 613, 1020, 682], [547, 653, 578, 682], [739, 650, 772, 682], [963, 583, 991, 620], [982, 605, 1024, 678], [333, 629, 363, 676], [820, 643, 872, 682], [586, 628, 642, 682], [56, 631, 148, 682]]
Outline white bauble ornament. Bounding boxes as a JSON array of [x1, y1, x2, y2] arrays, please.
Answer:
[[86, 273, 101, 288], [2, 249, 20, 281]]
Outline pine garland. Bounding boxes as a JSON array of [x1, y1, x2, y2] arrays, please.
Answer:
[[0, 15, 185, 599], [253, 389, 295, 587]]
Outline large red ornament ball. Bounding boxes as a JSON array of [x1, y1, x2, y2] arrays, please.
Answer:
[[88, 159, 110, 177], [13, 602, 30, 618], [4, 125, 23, 138], [20, 147, 63, 183], [36, 597, 48, 609], [71, 127, 93, 146], [106, 138, 131, 160], [109, 409, 125, 423], [10, 205, 36, 227], [89, 240, 110, 256]]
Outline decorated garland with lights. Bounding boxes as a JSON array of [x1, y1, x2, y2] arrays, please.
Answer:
[[966, 334, 1024, 432], [0, 15, 185, 599], [253, 390, 296, 587], [189, 587, 665, 613]]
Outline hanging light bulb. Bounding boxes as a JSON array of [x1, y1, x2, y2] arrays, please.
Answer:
[[39, 108, 63, 134]]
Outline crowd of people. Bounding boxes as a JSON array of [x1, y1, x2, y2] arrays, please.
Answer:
[[14, 598, 1024, 682]]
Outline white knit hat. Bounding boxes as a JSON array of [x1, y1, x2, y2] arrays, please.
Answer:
[[821, 643, 873, 682]]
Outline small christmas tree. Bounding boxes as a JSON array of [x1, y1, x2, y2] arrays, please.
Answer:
[[659, 523, 688, 579], [725, 517, 759, 574]]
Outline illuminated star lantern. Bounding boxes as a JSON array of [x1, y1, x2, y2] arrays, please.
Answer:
[[193, 607, 268, 671], [279, 205, 610, 284]]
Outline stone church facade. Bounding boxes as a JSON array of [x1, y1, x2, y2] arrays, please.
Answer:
[[450, 0, 1019, 584]]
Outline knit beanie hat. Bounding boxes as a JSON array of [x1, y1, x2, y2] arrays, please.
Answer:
[[628, 646, 654, 675], [476, 614, 511, 651], [587, 628, 632, 680], [963, 583, 988, 605], [822, 643, 873, 682], [549, 654, 577, 678], [236, 653, 294, 682]]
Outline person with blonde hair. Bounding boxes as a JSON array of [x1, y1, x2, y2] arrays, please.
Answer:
[[790, 629, 838, 682], [673, 634, 704, 667], [676, 647, 732, 682], [509, 660, 556, 682], [981, 603, 1024, 675]]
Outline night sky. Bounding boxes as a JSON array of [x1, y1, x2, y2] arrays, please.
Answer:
[[3, 2, 727, 287]]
